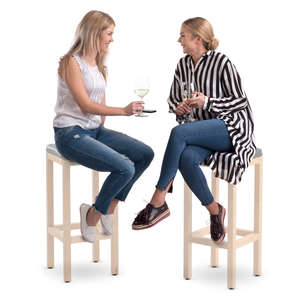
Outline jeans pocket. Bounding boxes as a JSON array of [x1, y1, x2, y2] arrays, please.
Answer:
[[54, 126, 80, 144]]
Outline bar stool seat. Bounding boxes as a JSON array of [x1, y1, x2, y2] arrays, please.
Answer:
[[46, 144, 119, 282], [184, 148, 263, 289]]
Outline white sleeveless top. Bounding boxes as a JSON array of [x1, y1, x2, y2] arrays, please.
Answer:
[[53, 54, 105, 129]]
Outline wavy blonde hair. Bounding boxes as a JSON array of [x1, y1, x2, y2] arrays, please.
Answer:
[[183, 17, 219, 50], [59, 10, 115, 80]]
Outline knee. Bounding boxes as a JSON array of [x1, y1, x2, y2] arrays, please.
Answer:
[[143, 145, 154, 166], [170, 124, 184, 139], [135, 144, 154, 168], [120, 158, 135, 180]]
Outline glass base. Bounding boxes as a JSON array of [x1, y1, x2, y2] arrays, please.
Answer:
[[135, 113, 148, 117]]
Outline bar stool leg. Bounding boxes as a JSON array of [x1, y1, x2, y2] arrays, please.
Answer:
[[211, 173, 219, 267], [92, 170, 100, 263], [63, 164, 71, 282], [184, 182, 192, 279], [254, 158, 263, 276], [227, 183, 237, 289], [46, 155, 54, 269], [111, 206, 119, 275]]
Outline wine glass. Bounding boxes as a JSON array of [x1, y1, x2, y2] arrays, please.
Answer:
[[182, 82, 195, 122], [134, 77, 150, 117]]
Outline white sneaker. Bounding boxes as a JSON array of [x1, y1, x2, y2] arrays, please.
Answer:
[[80, 204, 97, 243], [100, 214, 113, 235]]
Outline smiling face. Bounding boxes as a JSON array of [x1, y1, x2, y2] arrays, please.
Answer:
[[99, 24, 115, 52], [178, 25, 201, 56]]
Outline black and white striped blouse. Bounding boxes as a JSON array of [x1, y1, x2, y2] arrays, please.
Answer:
[[168, 50, 256, 184]]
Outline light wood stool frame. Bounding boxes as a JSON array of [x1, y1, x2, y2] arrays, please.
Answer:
[[46, 148, 119, 282], [184, 155, 263, 289]]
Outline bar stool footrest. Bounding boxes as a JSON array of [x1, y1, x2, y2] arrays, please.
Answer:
[[48, 223, 112, 244], [190, 226, 259, 249]]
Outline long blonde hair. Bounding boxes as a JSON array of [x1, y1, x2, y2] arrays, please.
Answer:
[[59, 10, 115, 80], [183, 17, 219, 50]]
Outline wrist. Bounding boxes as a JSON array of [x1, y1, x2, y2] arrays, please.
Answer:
[[122, 107, 128, 116]]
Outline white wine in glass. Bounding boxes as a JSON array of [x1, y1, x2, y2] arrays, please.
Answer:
[[134, 89, 149, 98]]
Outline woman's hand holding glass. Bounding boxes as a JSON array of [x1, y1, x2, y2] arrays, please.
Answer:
[[186, 92, 205, 109], [176, 101, 191, 116], [123, 101, 145, 116], [176, 91, 205, 116]]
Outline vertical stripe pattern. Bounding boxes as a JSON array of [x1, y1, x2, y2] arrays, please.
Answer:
[[167, 51, 256, 184]]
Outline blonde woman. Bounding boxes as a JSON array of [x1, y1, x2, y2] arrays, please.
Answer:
[[132, 17, 256, 244], [54, 11, 154, 243]]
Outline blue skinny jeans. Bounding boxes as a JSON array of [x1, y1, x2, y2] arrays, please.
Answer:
[[54, 125, 154, 214], [156, 119, 233, 206]]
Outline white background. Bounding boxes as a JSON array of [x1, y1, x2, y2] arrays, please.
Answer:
[[1, 0, 299, 298]]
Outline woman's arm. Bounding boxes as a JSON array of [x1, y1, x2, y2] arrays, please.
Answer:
[[60, 57, 143, 116], [100, 93, 106, 126], [167, 72, 181, 114], [206, 60, 249, 114]]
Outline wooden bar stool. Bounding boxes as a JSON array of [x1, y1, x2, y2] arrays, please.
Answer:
[[184, 148, 263, 289], [46, 144, 119, 282]]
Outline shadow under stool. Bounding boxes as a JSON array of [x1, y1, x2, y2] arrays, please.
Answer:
[[183, 148, 263, 289], [46, 144, 119, 282]]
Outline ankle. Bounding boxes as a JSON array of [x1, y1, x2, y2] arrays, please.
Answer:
[[151, 199, 165, 208], [107, 200, 118, 214], [207, 202, 219, 215], [86, 207, 101, 226], [151, 190, 166, 208]]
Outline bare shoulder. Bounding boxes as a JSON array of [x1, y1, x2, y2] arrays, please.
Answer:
[[59, 55, 81, 81], [69, 55, 81, 69]]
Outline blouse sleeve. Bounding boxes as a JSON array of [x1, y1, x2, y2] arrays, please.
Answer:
[[206, 60, 249, 114], [167, 64, 185, 123]]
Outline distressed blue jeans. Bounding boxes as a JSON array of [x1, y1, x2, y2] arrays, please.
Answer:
[[54, 125, 154, 214], [156, 119, 233, 206]]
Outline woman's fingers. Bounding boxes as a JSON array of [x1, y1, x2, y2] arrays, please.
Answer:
[[186, 99, 198, 105], [176, 105, 185, 115], [176, 102, 191, 115], [177, 108, 184, 115], [186, 98, 203, 108], [186, 92, 205, 108], [183, 102, 191, 113], [132, 101, 144, 113], [124, 101, 145, 115]]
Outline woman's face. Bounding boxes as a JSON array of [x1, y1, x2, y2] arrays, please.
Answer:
[[99, 24, 115, 52], [177, 25, 200, 55]]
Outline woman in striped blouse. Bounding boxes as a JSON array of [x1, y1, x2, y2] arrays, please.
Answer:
[[132, 17, 256, 244]]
